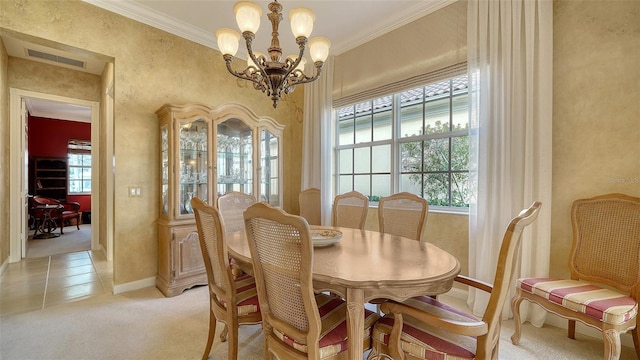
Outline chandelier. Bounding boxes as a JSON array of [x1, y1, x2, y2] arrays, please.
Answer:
[[216, 1, 331, 108]]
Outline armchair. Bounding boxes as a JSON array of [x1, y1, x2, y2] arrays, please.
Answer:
[[511, 193, 640, 360], [59, 200, 81, 234], [31, 196, 81, 235], [369, 202, 541, 360]]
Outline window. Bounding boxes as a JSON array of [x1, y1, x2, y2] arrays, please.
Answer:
[[67, 140, 91, 194], [335, 75, 469, 209]]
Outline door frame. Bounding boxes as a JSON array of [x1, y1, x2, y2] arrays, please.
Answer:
[[9, 89, 106, 262]]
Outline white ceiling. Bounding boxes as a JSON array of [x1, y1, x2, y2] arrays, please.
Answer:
[[85, 0, 454, 58], [25, 98, 92, 123], [5, 0, 453, 122]]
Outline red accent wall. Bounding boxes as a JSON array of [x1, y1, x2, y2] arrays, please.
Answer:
[[28, 115, 92, 211]]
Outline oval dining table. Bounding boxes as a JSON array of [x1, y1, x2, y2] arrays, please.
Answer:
[[226, 226, 461, 360]]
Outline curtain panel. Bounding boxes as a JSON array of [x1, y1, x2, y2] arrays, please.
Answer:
[[302, 57, 334, 225], [467, 0, 553, 325]]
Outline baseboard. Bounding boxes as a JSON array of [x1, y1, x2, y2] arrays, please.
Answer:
[[112, 276, 156, 295]]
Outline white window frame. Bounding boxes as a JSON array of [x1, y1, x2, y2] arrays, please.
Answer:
[[334, 75, 469, 212], [67, 140, 91, 195]]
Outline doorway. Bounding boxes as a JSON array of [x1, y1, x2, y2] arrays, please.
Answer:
[[25, 102, 93, 258], [9, 90, 104, 261]]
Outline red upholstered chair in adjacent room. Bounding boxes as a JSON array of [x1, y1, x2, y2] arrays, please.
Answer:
[[370, 202, 541, 360], [59, 201, 81, 234], [511, 193, 640, 360], [244, 202, 380, 360], [191, 197, 262, 360]]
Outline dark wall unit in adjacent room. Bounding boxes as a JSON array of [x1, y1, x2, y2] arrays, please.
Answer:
[[33, 157, 68, 201]]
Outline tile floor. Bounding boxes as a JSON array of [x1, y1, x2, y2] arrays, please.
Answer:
[[0, 250, 113, 317]]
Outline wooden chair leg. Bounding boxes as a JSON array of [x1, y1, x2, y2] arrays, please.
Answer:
[[76, 215, 80, 230], [510, 295, 524, 345], [220, 324, 229, 342], [227, 319, 239, 360], [602, 329, 621, 360], [202, 308, 216, 360], [568, 319, 576, 339]]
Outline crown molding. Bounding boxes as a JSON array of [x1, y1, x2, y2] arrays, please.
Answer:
[[332, 0, 457, 55], [82, 0, 217, 49]]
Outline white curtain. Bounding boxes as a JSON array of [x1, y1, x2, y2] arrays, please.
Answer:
[[302, 57, 334, 225], [467, 0, 553, 326]]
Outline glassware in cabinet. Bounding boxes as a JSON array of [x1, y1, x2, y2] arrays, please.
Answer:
[[179, 118, 208, 215], [216, 118, 253, 196]]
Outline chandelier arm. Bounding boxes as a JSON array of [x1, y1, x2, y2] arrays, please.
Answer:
[[243, 32, 271, 91], [285, 62, 325, 88], [282, 37, 307, 81], [222, 55, 267, 90]]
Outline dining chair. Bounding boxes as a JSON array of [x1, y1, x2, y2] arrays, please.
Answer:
[[378, 192, 428, 242], [512, 193, 640, 360], [369, 201, 541, 360], [332, 191, 369, 229], [243, 202, 380, 360], [217, 191, 257, 278], [217, 191, 257, 234], [191, 197, 262, 360], [299, 187, 322, 226]]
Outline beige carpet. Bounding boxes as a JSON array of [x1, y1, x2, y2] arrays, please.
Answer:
[[27, 224, 91, 258], [0, 285, 636, 360]]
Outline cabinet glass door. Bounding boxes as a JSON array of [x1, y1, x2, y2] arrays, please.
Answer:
[[260, 129, 280, 206], [217, 118, 252, 197], [179, 118, 208, 215], [161, 125, 169, 215]]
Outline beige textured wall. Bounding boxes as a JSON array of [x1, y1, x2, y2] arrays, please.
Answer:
[[0, 0, 303, 285], [551, 0, 640, 278], [0, 37, 8, 266], [8, 57, 101, 101]]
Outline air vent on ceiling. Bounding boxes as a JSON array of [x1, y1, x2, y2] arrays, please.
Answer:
[[27, 49, 85, 69]]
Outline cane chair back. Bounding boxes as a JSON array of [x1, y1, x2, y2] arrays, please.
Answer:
[[332, 191, 369, 229], [299, 188, 322, 226], [217, 191, 257, 234], [191, 198, 261, 360], [378, 192, 428, 242], [244, 202, 379, 360], [512, 194, 640, 360], [371, 202, 541, 360]]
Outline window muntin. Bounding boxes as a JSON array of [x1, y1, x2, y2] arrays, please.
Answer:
[[335, 75, 469, 209]]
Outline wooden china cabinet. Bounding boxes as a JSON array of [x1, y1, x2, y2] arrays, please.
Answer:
[[155, 103, 284, 297]]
